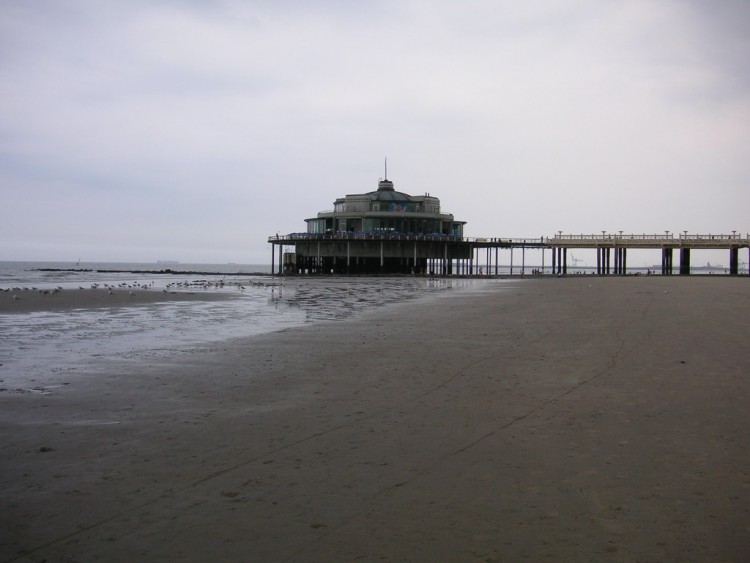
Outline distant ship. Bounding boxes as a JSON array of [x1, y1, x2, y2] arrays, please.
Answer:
[[693, 262, 724, 271]]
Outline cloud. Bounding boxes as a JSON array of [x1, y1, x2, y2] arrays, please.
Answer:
[[1, 0, 748, 263]]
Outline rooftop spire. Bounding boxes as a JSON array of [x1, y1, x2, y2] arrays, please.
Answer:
[[377, 157, 395, 192]]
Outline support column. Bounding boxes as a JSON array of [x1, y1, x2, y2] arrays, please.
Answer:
[[605, 248, 611, 275], [662, 248, 673, 275], [380, 240, 384, 270], [729, 247, 739, 275], [552, 247, 556, 275], [562, 248, 568, 275], [614, 248, 620, 275], [679, 248, 691, 275], [622, 248, 627, 275], [522, 246, 526, 275], [278, 243, 283, 275], [596, 248, 601, 275], [669, 248, 674, 274]]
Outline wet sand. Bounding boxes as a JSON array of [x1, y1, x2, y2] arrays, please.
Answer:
[[1, 276, 749, 561], [0, 287, 237, 313]]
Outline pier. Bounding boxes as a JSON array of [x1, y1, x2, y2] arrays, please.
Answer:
[[268, 170, 747, 276], [269, 232, 750, 276]]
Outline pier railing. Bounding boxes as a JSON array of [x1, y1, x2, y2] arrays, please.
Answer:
[[268, 233, 550, 247], [269, 232, 465, 243], [548, 233, 750, 248]]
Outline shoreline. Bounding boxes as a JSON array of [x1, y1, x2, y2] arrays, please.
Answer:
[[1, 276, 749, 561], [0, 287, 238, 314], [3, 273, 746, 315]]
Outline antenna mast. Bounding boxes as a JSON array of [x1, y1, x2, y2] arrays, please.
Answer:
[[385, 157, 388, 180]]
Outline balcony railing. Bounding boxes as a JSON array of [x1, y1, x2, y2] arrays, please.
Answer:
[[269, 232, 750, 247], [547, 233, 750, 247]]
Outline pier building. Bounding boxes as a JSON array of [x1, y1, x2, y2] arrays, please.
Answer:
[[270, 175, 471, 274]]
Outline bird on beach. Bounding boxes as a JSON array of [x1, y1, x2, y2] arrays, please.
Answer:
[[13, 295, 21, 300]]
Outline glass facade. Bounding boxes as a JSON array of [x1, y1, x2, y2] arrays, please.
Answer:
[[308, 219, 325, 234]]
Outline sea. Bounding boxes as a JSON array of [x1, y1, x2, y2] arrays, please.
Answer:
[[0, 261, 491, 391]]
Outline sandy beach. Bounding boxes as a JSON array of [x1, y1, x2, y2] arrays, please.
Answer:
[[1, 276, 749, 561]]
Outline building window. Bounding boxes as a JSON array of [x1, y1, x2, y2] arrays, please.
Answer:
[[307, 219, 325, 234]]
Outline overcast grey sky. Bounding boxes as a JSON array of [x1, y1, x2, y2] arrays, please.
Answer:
[[1, 0, 748, 264]]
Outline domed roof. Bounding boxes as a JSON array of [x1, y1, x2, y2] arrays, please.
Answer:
[[367, 179, 414, 202]]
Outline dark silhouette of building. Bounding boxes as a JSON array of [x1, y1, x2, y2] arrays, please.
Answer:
[[270, 174, 469, 274]]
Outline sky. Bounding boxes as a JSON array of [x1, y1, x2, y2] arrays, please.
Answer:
[[1, 0, 749, 265]]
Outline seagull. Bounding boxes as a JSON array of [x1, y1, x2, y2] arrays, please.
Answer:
[[13, 295, 21, 300]]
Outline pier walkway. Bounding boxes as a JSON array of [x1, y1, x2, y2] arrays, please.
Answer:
[[548, 232, 750, 275]]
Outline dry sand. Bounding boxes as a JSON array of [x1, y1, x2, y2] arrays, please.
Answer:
[[1, 276, 749, 562]]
